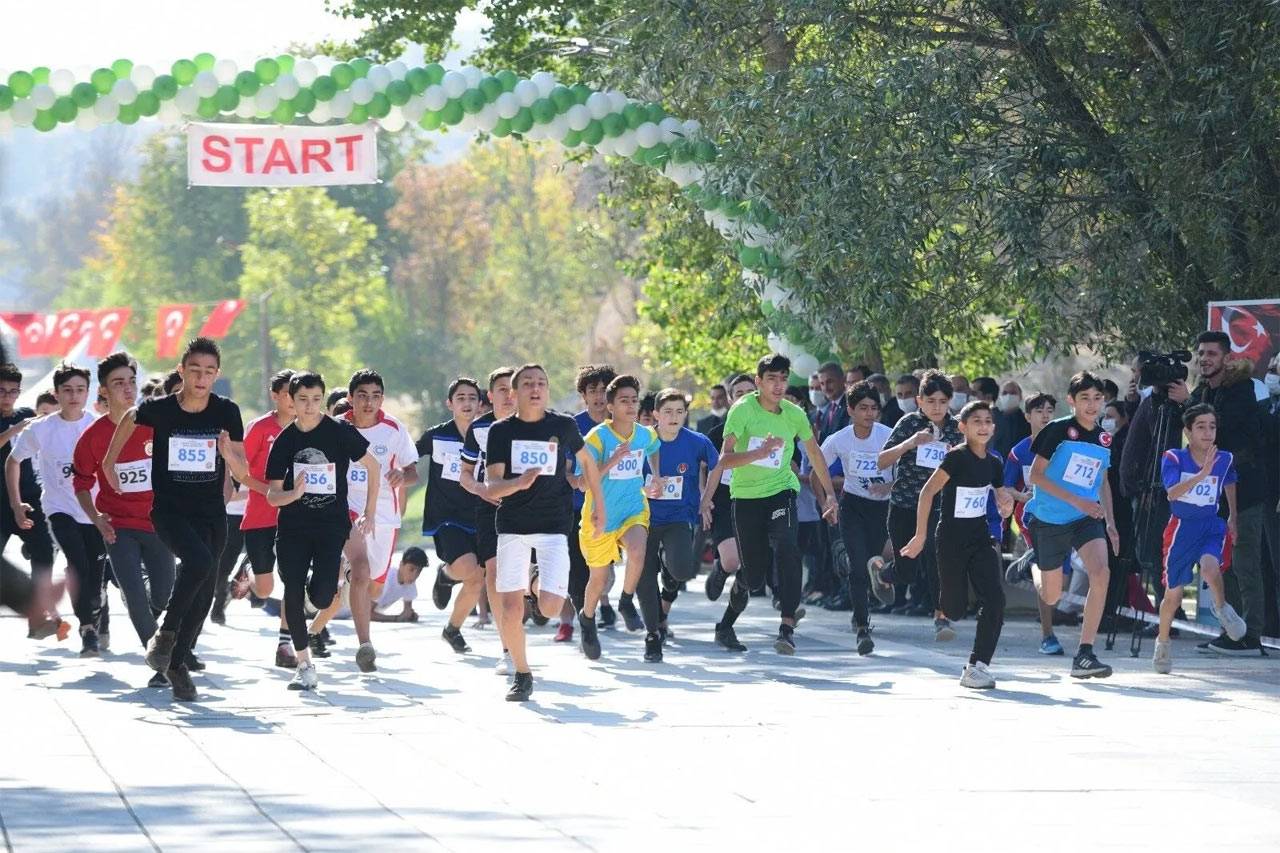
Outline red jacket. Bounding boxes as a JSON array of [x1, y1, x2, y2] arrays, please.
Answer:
[[72, 414, 155, 532]]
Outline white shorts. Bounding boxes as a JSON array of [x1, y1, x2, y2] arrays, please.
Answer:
[[365, 524, 399, 584], [496, 532, 570, 598]]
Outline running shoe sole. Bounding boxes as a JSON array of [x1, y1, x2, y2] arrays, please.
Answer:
[[935, 624, 957, 642]]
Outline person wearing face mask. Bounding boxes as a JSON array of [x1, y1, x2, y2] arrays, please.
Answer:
[[868, 373, 901, 428], [993, 380, 1031, 458], [947, 374, 971, 415], [891, 374, 920, 426], [696, 383, 730, 436], [808, 372, 825, 409]]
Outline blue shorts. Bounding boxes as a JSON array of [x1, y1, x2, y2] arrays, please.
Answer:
[[1162, 515, 1231, 589]]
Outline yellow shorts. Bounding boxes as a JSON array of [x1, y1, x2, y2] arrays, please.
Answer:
[[579, 510, 649, 568]]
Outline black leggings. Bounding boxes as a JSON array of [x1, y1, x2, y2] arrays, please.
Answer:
[[639, 522, 697, 632], [48, 512, 106, 629], [151, 510, 227, 662], [277, 524, 348, 652], [725, 491, 801, 625], [839, 494, 889, 629], [219, 517, 246, 582], [936, 532, 1006, 665], [568, 513, 589, 611], [888, 502, 939, 608]]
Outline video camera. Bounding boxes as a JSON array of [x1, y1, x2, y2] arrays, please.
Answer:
[[1137, 350, 1191, 390]]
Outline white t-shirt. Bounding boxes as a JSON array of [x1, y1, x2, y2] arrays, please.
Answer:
[[342, 412, 419, 526], [820, 422, 895, 501], [376, 570, 418, 609], [10, 410, 97, 523]]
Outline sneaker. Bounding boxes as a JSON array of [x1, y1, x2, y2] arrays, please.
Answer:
[[229, 566, 252, 600], [855, 627, 874, 656], [618, 598, 643, 632], [147, 671, 169, 688], [144, 629, 176, 672], [1005, 548, 1035, 589], [705, 563, 728, 601], [934, 618, 956, 642], [793, 606, 806, 624], [553, 622, 574, 642], [960, 661, 996, 690], [599, 602, 617, 628], [867, 557, 895, 606], [275, 643, 298, 669], [1153, 639, 1172, 674], [166, 665, 198, 701], [1211, 602, 1248, 642], [1070, 650, 1113, 678], [308, 633, 331, 658], [715, 623, 747, 652], [98, 631, 110, 653], [79, 626, 100, 658], [1039, 635, 1064, 656], [774, 625, 796, 655], [431, 566, 455, 610], [184, 652, 205, 672], [506, 671, 533, 702], [28, 617, 68, 641], [644, 631, 663, 662], [442, 624, 471, 654], [356, 642, 377, 673], [659, 622, 674, 643], [579, 611, 601, 660], [1202, 634, 1264, 656], [262, 597, 282, 618], [495, 651, 512, 676], [209, 593, 227, 625], [288, 661, 318, 691]]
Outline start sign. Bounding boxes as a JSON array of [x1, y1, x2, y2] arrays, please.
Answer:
[[187, 122, 378, 187]]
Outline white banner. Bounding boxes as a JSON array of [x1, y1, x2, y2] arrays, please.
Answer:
[[187, 122, 378, 187]]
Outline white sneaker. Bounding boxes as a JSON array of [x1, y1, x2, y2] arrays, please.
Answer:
[[1212, 602, 1248, 642], [289, 661, 318, 691], [1152, 639, 1172, 674], [959, 661, 995, 690], [495, 651, 512, 676]]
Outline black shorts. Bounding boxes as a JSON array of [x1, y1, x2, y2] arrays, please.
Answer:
[[710, 485, 735, 547], [476, 505, 498, 564], [244, 526, 277, 575], [1030, 515, 1105, 573], [1, 500, 55, 565], [433, 524, 478, 565]]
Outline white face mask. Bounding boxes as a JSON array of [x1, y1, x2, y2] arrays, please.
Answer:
[[997, 393, 1021, 413], [1101, 417, 1117, 434], [1267, 373, 1280, 396], [809, 389, 825, 407], [898, 397, 918, 414], [949, 392, 968, 413], [1139, 386, 1154, 400], [711, 406, 728, 418]]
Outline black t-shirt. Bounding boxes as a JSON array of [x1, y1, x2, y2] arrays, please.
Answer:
[[417, 419, 482, 534], [266, 416, 369, 531], [462, 412, 498, 529], [1, 407, 39, 505], [486, 411, 585, 536], [936, 444, 1003, 540], [707, 421, 732, 506], [135, 394, 244, 517]]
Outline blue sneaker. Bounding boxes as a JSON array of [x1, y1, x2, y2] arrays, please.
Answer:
[[1039, 634, 1064, 656], [262, 597, 282, 618]]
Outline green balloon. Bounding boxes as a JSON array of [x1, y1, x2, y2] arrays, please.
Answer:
[[385, 79, 411, 106], [33, 110, 56, 132], [312, 75, 336, 101], [738, 245, 763, 269], [0, 86, 12, 111], [234, 71, 260, 96], [695, 140, 717, 163], [492, 117, 513, 137], [510, 107, 533, 133], [497, 70, 519, 92], [31, 67, 49, 85], [88, 68, 115, 95], [254, 58, 280, 84], [550, 85, 574, 112], [571, 83, 592, 105], [215, 85, 239, 111], [152, 75, 178, 100], [8, 71, 33, 97], [350, 58, 371, 78], [197, 97, 219, 119], [423, 63, 445, 86], [348, 104, 368, 124], [622, 103, 645, 129], [330, 64, 354, 89], [530, 98, 555, 124], [134, 91, 159, 116], [601, 113, 625, 138], [52, 97, 77, 123], [71, 83, 97, 109], [440, 100, 464, 126], [475, 77, 499, 102], [461, 89, 486, 115], [406, 68, 430, 94], [276, 55, 295, 75], [582, 119, 604, 146], [367, 92, 390, 118], [193, 52, 215, 72], [420, 110, 443, 131], [111, 59, 133, 79], [292, 89, 316, 114], [271, 100, 294, 123], [117, 103, 139, 125], [561, 128, 583, 147], [669, 140, 690, 164], [645, 102, 666, 124], [172, 59, 197, 85]]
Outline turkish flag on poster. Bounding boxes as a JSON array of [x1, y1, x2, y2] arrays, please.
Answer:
[[49, 310, 98, 357], [155, 304, 194, 360], [198, 299, 247, 339], [0, 313, 51, 358], [87, 308, 132, 358]]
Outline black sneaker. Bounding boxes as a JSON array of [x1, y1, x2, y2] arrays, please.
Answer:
[[855, 627, 875, 656], [714, 623, 747, 652], [147, 671, 169, 688], [618, 598, 643, 632], [166, 665, 198, 701], [442, 624, 471, 654], [644, 631, 663, 662], [526, 594, 550, 626], [774, 625, 796, 655], [185, 652, 205, 672], [431, 566, 455, 610], [705, 563, 728, 601], [579, 611, 602, 660], [599, 602, 617, 628], [144, 629, 176, 672], [1070, 650, 1113, 679], [1202, 635, 1264, 656], [319, 627, 334, 646], [1005, 548, 1036, 589], [210, 586, 227, 625], [506, 671, 533, 702], [79, 626, 100, 658], [308, 633, 331, 659]]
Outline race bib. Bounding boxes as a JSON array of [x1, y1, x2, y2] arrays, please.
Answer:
[[1177, 473, 1219, 507], [647, 474, 684, 501], [954, 485, 988, 519], [294, 462, 336, 495], [114, 459, 152, 494], [849, 452, 881, 476], [511, 440, 555, 476], [1062, 453, 1102, 490], [720, 467, 733, 486], [168, 436, 217, 473], [747, 436, 784, 469], [56, 458, 74, 480], [609, 449, 644, 480], [433, 441, 464, 482], [1021, 465, 1032, 489], [474, 426, 491, 458], [348, 463, 369, 485], [916, 441, 947, 469]]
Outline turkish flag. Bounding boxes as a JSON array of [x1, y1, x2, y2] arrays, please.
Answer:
[[49, 310, 97, 357], [87, 308, 133, 358], [198, 299, 247, 339], [155, 304, 194, 360], [1, 313, 49, 358]]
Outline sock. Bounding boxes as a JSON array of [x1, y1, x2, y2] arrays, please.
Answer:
[[968, 653, 978, 666], [619, 591, 634, 608], [277, 628, 290, 645], [1078, 642, 1093, 657]]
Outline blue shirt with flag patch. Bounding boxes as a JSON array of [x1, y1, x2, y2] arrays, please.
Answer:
[[1024, 416, 1111, 525], [644, 427, 719, 527]]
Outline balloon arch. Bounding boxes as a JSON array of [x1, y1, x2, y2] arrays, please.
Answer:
[[0, 54, 831, 376]]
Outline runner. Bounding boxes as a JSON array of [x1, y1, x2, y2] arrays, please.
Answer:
[[72, 352, 176, 683], [6, 363, 101, 657], [474, 363, 604, 701], [1153, 404, 1245, 674], [900, 401, 1014, 689], [706, 354, 838, 654], [460, 366, 518, 675], [642, 388, 718, 661], [818, 381, 894, 655], [211, 478, 247, 626], [1024, 371, 1120, 679], [370, 546, 428, 623], [103, 337, 245, 701], [264, 371, 379, 691], [578, 374, 661, 660], [699, 374, 758, 603]]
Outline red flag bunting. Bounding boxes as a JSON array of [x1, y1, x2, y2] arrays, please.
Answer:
[[197, 299, 247, 339], [0, 313, 53, 359], [155, 304, 194, 360], [50, 310, 98, 357], [87, 308, 133, 358]]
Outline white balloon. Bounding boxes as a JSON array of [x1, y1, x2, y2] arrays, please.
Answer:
[[635, 121, 660, 148], [566, 104, 591, 131], [234, 99, 257, 119], [349, 78, 374, 105], [50, 68, 76, 96], [766, 333, 786, 355], [460, 65, 484, 88], [422, 84, 447, 111], [193, 71, 219, 98], [157, 100, 183, 123], [253, 86, 279, 113], [214, 58, 239, 84], [595, 136, 616, 156], [681, 119, 702, 139], [514, 79, 539, 107], [110, 79, 138, 105], [275, 74, 300, 100], [174, 86, 200, 114], [791, 352, 820, 377], [607, 91, 628, 114], [546, 113, 569, 140], [457, 111, 479, 132], [659, 116, 683, 142], [308, 101, 332, 123], [130, 64, 157, 89], [31, 85, 56, 110], [367, 65, 391, 92], [530, 70, 556, 96], [74, 110, 99, 131], [380, 109, 406, 132], [586, 92, 611, 120], [614, 133, 638, 157], [10, 99, 34, 126], [293, 59, 318, 86], [441, 71, 467, 99], [761, 280, 793, 308], [329, 90, 353, 119], [475, 104, 500, 132], [495, 91, 521, 119], [400, 97, 425, 123], [386, 60, 407, 81], [93, 95, 119, 122]]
